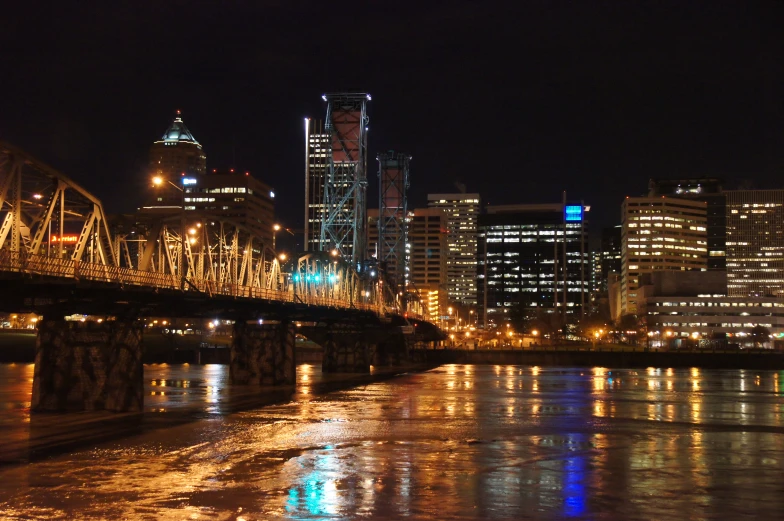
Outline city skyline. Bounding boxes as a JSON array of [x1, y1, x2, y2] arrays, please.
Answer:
[[0, 1, 781, 235]]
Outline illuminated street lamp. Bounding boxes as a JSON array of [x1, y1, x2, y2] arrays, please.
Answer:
[[273, 224, 281, 250], [152, 174, 188, 288]]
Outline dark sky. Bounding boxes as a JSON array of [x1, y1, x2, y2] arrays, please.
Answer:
[[1, 1, 782, 235]]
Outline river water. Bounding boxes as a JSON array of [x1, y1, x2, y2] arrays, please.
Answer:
[[0, 364, 783, 520]]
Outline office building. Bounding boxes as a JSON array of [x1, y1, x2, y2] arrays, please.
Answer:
[[367, 207, 447, 316], [648, 178, 726, 270], [725, 190, 784, 298], [637, 270, 784, 347], [303, 119, 330, 252], [620, 197, 707, 316], [597, 226, 622, 293], [184, 170, 276, 245], [478, 203, 590, 326], [428, 193, 480, 306]]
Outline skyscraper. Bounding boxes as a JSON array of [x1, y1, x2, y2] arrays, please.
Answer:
[[725, 190, 784, 297], [149, 111, 207, 179], [303, 118, 330, 252], [477, 203, 590, 326], [145, 111, 206, 212], [427, 193, 480, 306], [648, 178, 726, 270], [620, 197, 707, 315]]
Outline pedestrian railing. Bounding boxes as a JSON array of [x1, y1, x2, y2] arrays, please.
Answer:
[[0, 251, 382, 314]]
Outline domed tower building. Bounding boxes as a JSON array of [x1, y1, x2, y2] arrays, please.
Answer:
[[149, 110, 207, 178]]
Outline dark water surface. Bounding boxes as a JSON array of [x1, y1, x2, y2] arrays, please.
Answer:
[[1, 364, 783, 520]]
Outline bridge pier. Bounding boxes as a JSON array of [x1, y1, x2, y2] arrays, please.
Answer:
[[31, 318, 143, 413], [230, 320, 296, 385], [322, 326, 373, 373]]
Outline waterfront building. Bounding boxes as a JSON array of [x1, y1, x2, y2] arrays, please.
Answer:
[[648, 178, 726, 270], [620, 197, 707, 316], [637, 270, 784, 347], [427, 193, 480, 306], [725, 190, 784, 298], [477, 203, 590, 326]]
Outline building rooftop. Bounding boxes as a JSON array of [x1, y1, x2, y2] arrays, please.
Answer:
[[155, 111, 201, 146]]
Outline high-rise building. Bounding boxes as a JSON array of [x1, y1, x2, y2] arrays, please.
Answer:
[[598, 226, 622, 293], [427, 193, 480, 306], [406, 208, 447, 291], [620, 197, 708, 316], [150, 111, 207, 178], [304, 118, 330, 252], [725, 190, 784, 298], [648, 178, 726, 270], [147, 112, 207, 210], [367, 207, 447, 319], [477, 203, 590, 326]]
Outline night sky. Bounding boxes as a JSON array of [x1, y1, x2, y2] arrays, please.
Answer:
[[1, 1, 782, 238]]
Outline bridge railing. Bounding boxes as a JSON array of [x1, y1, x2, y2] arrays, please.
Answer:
[[0, 251, 382, 314]]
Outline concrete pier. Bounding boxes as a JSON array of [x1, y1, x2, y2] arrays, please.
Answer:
[[31, 319, 143, 413], [230, 320, 296, 385]]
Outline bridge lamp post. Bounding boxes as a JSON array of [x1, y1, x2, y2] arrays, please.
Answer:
[[152, 175, 187, 288], [273, 224, 281, 250]]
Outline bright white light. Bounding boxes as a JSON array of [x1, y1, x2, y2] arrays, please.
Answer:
[[32, 193, 43, 200], [270, 191, 275, 198], [322, 94, 327, 101], [366, 94, 372, 101]]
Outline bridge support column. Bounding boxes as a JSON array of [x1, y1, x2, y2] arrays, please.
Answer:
[[322, 326, 373, 373], [373, 329, 410, 367], [31, 319, 143, 413], [230, 320, 296, 385]]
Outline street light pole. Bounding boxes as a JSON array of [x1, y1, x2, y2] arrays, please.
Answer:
[[153, 175, 187, 289]]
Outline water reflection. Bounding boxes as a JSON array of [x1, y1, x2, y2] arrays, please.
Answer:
[[1, 365, 784, 519]]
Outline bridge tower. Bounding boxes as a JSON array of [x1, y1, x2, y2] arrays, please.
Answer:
[[319, 93, 371, 270], [377, 151, 411, 291]]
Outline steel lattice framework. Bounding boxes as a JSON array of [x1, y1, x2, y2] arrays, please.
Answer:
[[0, 140, 432, 322], [0, 141, 116, 264], [319, 93, 370, 269], [377, 151, 411, 290]]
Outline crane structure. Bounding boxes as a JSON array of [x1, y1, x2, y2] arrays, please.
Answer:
[[319, 93, 370, 270]]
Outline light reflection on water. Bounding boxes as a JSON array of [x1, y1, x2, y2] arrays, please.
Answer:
[[0, 364, 783, 519]]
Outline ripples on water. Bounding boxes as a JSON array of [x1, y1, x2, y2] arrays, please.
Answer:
[[1, 364, 783, 520]]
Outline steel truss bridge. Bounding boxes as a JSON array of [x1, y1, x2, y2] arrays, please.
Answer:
[[0, 141, 431, 322]]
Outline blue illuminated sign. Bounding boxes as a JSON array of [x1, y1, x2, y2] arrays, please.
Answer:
[[564, 205, 583, 222], [182, 178, 197, 185]]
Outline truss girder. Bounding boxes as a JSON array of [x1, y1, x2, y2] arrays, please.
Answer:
[[320, 93, 370, 269], [0, 141, 116, 265], [0, 140, 433, 321]]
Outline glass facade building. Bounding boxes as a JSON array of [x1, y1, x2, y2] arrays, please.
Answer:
[[477, 204, 590, 325]]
